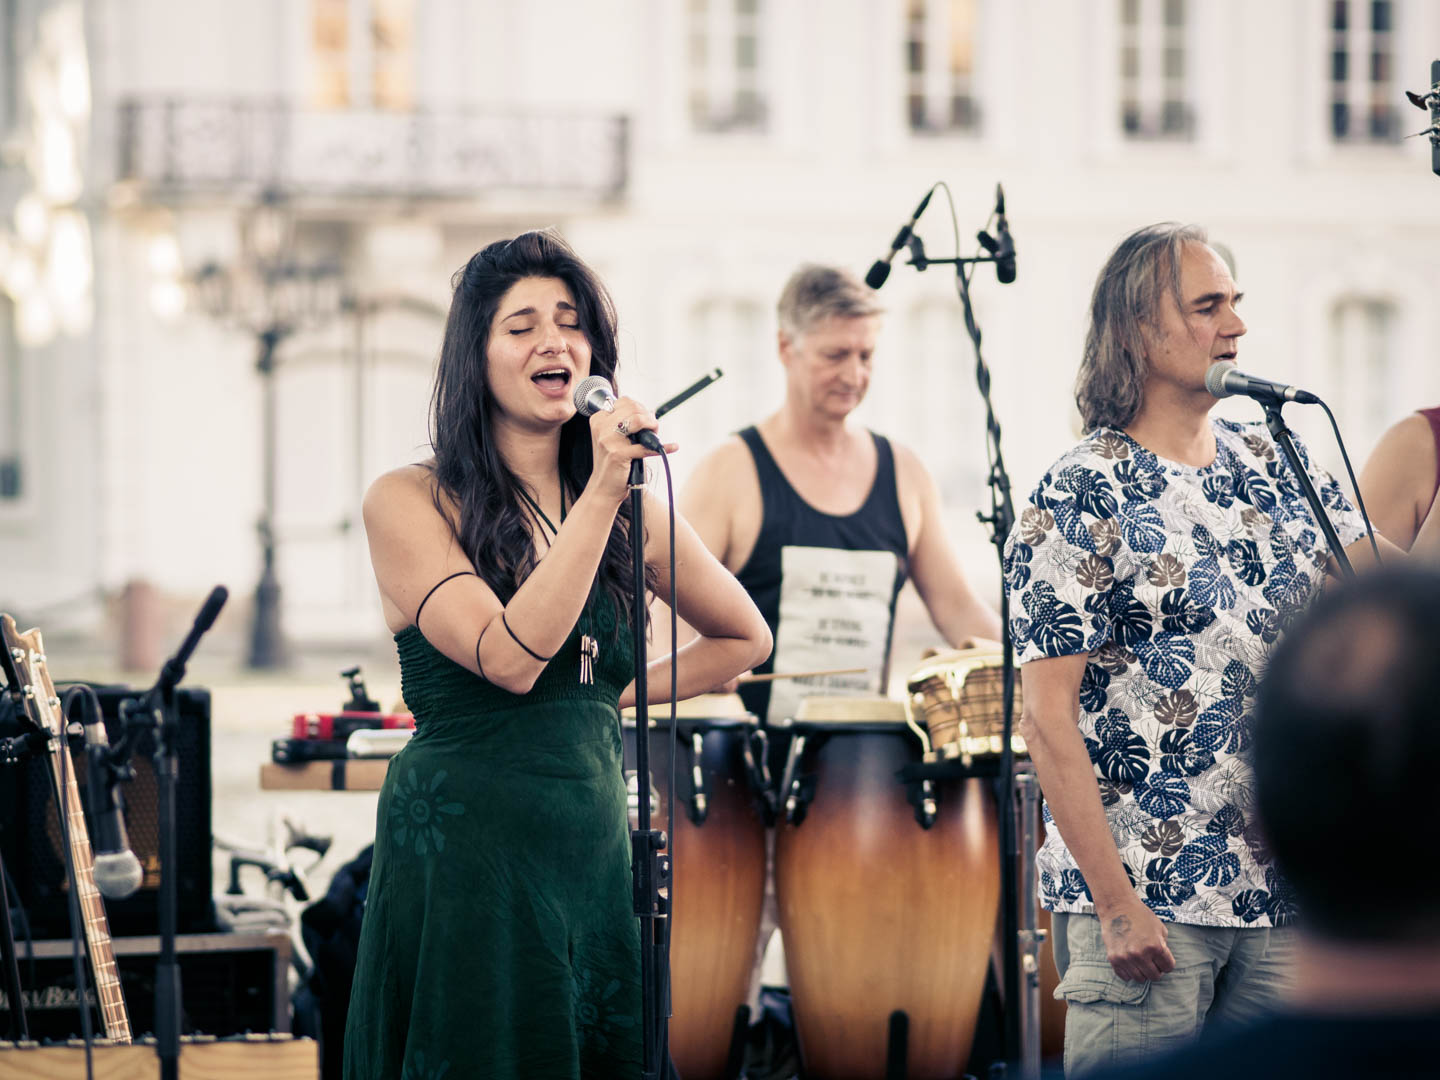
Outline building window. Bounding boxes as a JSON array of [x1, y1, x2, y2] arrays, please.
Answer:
[[1329, 0, 1399, 142], [905, 0, 979, 134], [371, 0, 415, 111], [310, 0, 415, 111], [0, 300, 20, 500], [1330, 297, 1396, 450], [688, 0, 768, 133], [1119, 0, 1193, 140]]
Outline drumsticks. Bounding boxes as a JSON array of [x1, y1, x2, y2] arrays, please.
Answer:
[[737, 667, 868, 684]]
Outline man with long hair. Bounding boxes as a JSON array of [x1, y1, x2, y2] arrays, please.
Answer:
[[1003, 223, 1419, 1075]]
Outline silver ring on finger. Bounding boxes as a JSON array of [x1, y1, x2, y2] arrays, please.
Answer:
[[615, 418, 630, 435]]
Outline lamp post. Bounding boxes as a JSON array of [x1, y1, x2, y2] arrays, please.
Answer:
[[190, 192, 345, 668]]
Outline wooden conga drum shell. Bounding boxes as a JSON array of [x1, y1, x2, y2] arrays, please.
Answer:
[[623, 712, 766, 1080], [775, 729, 1000, 1080]]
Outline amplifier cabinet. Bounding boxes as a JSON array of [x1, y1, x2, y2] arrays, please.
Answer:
[[0, 685, 215, 937], [0, 931, 290, 1041]]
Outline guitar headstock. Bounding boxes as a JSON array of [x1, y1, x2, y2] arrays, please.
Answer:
[[0, 613, 61, 740]]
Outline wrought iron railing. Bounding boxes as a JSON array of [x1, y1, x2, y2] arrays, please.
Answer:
[[115, 97, 629, 200]]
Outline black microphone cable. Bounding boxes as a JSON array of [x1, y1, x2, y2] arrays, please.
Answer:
[[1317, 400, 1383, 565]]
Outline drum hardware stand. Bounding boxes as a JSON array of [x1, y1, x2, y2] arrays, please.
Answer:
[[742, 727, 776, 824], [1013, 765, 1046, 1080], [105, 587, 227, 1080], [776, 732, 813, 825], [903, 702, 940, 827], [901, 192, 1029, 1069], [885, 1010, 909, 1080], [687, 731, 708, 825]]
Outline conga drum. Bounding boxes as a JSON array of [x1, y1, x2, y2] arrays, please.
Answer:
[[907, 652, 1066, 1061], [906, 646, 1028, 763], [622, 695, 768, 1080], [774, 698, 1000, 1079]]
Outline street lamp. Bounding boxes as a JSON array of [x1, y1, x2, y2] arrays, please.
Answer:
[[189, 191, 346, 668]]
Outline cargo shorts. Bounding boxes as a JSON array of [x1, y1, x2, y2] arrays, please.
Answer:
[[1050, 911, 1297, 1076]]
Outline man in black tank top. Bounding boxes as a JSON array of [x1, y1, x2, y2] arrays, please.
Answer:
[[681, 263, 1001, 725]]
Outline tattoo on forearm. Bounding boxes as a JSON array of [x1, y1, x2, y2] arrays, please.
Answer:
[[1110, 915, 1132, 939]]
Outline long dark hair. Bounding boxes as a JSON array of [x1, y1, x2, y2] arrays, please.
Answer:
[[1074, 222, 1207, 432], [428, 229, 651, 629]]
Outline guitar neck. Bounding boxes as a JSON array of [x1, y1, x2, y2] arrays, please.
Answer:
[[46, 737, 132, 1044], [2, 616, 132, 1043]]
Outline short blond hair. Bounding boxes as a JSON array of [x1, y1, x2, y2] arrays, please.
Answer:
[[777, 263, 884, 339]]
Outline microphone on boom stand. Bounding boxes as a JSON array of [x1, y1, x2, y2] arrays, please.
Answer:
[[865, 187, 936, 290], [976, 184, 1017, 285]]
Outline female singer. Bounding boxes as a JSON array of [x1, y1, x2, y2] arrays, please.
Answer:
[[344, 230, 771, 1079]]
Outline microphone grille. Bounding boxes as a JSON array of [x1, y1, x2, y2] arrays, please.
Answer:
[[864, 260, 891, 291], [572, 375, 613, 416], [94, 850, 144, 900], [1204, 361, 1237, 399]]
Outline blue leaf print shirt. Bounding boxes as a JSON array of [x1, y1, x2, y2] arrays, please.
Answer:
[[1005, 420, 1364, 928]]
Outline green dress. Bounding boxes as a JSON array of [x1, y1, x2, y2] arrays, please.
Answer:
[[344, 593, 642, 1079]]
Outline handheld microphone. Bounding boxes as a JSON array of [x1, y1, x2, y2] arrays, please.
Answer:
[[1204, 361, 1320, 406], [82, 711, 143, 900], [864, 187, 935, 289], [572, 376, 666, 452]]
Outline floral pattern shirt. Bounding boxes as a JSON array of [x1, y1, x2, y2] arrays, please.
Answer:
[[1004, 419, 1365, 928]]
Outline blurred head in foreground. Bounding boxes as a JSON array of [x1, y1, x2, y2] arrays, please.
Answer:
[[1256, 566, 1440, 946]]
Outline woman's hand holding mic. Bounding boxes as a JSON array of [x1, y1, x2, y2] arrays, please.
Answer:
[[573, 375, 677, 505]]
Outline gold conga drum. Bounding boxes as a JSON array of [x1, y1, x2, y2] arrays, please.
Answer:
[[905, 646, 1027, 763], [622, 694, 767, 1080], [773, 697, 1000, 1079]]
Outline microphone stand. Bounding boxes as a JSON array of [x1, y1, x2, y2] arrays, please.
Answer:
[[1261, 402, 1355, 579], [905, 232, 1035, 1074], [112, 587, 228, 1080], [627, 460, 670, 1080]]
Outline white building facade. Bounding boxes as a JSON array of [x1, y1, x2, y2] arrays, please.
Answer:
[[3, 0, 1438, 665]]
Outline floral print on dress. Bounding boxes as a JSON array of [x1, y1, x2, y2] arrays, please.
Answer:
[[389, 768, 465, 856], [1005, 419, 1364, 928], [401, 1050, 450, 1080], [573, 964, 638, 1055]]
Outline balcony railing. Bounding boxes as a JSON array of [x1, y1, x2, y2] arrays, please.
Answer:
[[116, 98, 629, 201]]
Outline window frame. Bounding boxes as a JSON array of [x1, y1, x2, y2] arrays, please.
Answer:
[[1327, 0, 1401, 144], [686, 0, 771, 135], [1117, 0, 1195, 142], [904, 0, 982, 137]]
